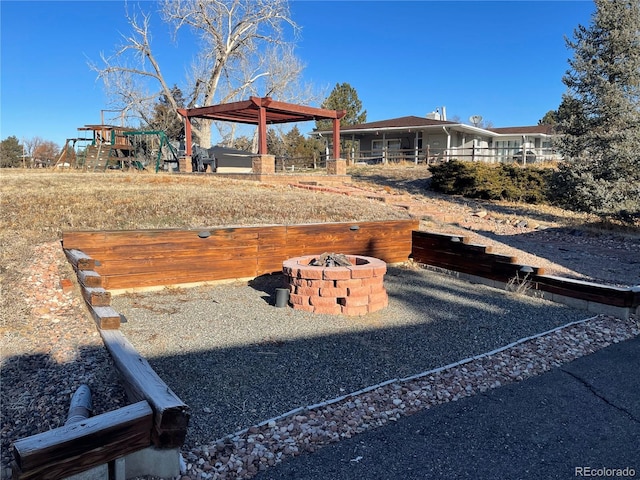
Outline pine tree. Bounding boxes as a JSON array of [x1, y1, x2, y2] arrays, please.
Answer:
[[0, 136, 23, 168], [315, 83, 367, 131], [538, 110, 559, 126], [146, 85, 186, 141], [554, 0, 640, 220]]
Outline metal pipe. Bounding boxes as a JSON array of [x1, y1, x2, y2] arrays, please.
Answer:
[[65, 384, 93, 425]]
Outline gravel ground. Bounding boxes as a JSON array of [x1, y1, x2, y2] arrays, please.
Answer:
[[111, 266, 621, 445], [110, 267, 638, 479], [2, 242, 638, 480]]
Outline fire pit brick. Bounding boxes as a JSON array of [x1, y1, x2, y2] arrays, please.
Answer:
[[282, 254, 388, 316]]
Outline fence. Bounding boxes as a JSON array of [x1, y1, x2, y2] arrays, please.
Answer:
[[352, 146, 561, 165], [276, 147, 561, 168], [61, 220, 420, 292]]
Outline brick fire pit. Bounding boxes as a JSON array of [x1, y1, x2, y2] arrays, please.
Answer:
[[282, 254, 388, 316]]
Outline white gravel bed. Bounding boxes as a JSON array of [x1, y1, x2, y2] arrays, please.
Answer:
[[178, 314, 638, 480]]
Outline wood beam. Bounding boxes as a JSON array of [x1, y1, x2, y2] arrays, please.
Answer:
[[332, 119, 341, 160], [177, 109, 192, 156], [100, 329, 190, 447]]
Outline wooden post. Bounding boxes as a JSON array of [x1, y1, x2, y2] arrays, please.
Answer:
[[100, 330, 190, 447], [258, 106, 267, 155], [332, 118, 340, 160]]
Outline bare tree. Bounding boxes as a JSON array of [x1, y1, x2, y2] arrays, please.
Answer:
[[91, 0, 315, 148]]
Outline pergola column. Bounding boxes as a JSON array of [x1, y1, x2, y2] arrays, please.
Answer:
[[177, 109, 193, 172], [332, 119, 341, 160], [258, 105, 268, 155]]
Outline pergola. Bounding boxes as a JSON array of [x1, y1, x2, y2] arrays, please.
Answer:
[[177, 96, 346, 160]]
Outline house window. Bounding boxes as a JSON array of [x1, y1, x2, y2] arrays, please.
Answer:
[[495, 140, 521, 160], [372, 139, 401, 153]]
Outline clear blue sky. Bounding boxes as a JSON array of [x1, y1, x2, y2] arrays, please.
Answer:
[[1, 1, 595, 148]]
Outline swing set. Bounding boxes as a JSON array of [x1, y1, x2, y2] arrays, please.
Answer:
[[54, 126, 179, 172]]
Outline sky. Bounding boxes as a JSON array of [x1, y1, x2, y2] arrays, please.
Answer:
[[0, 0, 596, 149]]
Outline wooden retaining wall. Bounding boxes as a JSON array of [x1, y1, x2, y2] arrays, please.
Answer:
[[411, 230, 640, 317], [62, 220, 419, 291]]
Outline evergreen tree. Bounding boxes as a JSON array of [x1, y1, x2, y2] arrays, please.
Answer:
[[282, 125, 322, 159], [266, 128, 287, 158], [0, 136, 23, 168], [315, 83, 367, 131], [146, 84, 186, 141], [538, 110, 559, 126], [554, 0, 640, 220]]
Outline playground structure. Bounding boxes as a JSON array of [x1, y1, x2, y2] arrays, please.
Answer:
[[54, 125, 180, 172]]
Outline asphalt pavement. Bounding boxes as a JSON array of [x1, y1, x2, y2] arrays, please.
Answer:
[[255, 336, 640, 480]]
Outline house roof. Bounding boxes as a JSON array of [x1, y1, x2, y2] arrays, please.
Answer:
[[340, 116, 457, 131], [318, 116, 555, 138], [489, 125, 554, 135]]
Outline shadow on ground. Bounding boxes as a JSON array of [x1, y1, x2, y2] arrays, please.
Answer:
[[114, 266, 592, 449]]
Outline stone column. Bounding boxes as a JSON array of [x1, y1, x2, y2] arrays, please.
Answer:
[[179, 156, 193, 173], [326, 158, 347, 175], [252, 154, 275, 174]]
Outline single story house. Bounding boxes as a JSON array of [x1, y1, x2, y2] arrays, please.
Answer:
[[313, 114, 558, 164]]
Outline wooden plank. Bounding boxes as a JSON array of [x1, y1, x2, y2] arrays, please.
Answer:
[[84, 242, 259, 262], [100, 329, 190, 448], [535, 275, 633, 307], [77, 270, 102, 288], [92, 247, 259, 275], [63, 227, 260, 250], [87, 305, 120, 329], [63, 249, 96, 271], [101, 260, 258, 290], [81, 287, 111, 307], [12, 401, 152, 480], [413, 230, 470, 243], [258, 226, 288, 256], [62, 231, 108, 251]]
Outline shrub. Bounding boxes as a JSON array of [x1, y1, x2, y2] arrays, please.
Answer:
[[428, 161, 551, 203], [548, 161, 640, 222]]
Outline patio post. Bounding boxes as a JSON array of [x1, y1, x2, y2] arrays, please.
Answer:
[[258, 106, 268, 155], [332, 118, 341, 160]]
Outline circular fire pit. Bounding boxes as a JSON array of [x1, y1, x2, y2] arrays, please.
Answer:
[[282, 254, 388, 316]]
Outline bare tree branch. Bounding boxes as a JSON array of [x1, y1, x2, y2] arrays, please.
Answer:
[[90, 0, 313, 148]]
